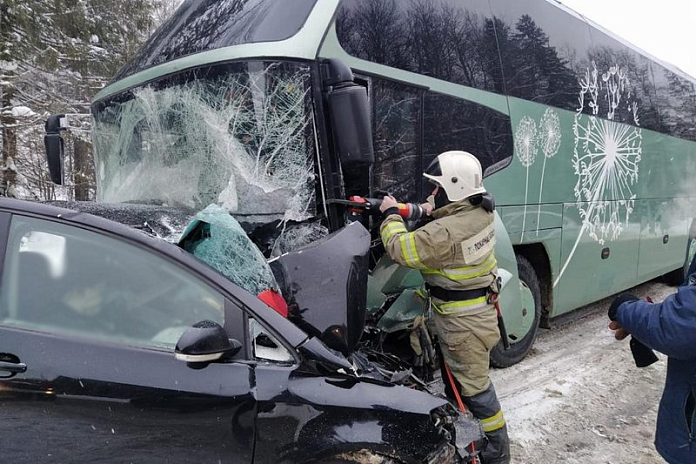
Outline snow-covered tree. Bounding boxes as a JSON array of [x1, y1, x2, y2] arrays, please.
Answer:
[[1, 0, 173, 200]]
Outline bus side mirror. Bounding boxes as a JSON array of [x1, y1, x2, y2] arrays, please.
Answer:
[[324, 59, 374, 166], [44, 114, 68, 185]]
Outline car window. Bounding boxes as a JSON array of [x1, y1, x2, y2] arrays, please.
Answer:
[[249, 318, 294, 363], [0, 215, 225, 350]]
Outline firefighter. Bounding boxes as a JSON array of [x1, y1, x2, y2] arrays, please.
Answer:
[[379, 150, 510, 464]]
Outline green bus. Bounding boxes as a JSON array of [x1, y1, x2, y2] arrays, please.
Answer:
[[70, 0, 696, 366]]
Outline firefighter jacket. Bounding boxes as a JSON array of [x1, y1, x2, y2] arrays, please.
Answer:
[[380, 199, 498, 316], [616, 284, 696, 464]]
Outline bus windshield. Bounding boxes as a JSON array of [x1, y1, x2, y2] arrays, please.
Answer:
[[114, 0, 319, 80], [92, 61, 317, 224]]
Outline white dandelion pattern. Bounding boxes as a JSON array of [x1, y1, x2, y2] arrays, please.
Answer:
[[536, 108, 562, 233], [539, 109, 562, 159], [554, 61, 643, 287], [515, 116, 538, 168], [515, 116, 538, 240], [573, 117, 642, 244]]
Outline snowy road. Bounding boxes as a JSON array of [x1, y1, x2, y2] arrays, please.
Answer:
[[492, 281, 676, 464]]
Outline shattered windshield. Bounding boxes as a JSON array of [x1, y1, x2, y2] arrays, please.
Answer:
[[179, 204, 278, 295], [92, 61, 317, 224]]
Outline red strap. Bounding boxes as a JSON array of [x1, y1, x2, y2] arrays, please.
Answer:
[[444, 363, 467, 413]]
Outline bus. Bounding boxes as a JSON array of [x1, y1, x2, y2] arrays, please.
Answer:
[[50, 0, 696, 367]]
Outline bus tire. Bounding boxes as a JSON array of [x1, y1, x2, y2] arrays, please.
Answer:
[[490, 255, 542, 368], [661, 267, 685, 286]]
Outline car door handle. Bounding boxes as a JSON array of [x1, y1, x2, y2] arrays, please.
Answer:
[[0, 361, 27, 374]]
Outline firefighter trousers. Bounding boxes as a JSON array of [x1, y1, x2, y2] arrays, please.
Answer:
[[435, 307, 511, 464]]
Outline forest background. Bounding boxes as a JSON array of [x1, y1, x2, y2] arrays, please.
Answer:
[[0, 0, 182, 202]]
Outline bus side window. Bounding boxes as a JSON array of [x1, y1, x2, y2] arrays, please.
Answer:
[[423, 92, 513, 177], [371, 78, 422, 203]]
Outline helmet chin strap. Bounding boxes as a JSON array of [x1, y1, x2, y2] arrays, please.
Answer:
[[434, 187, 450, 209]]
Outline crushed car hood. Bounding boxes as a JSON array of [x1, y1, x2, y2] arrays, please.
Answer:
[[270, 221, 371, 356]]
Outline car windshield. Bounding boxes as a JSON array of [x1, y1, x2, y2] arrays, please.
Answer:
[[92, 61, 317, 224]]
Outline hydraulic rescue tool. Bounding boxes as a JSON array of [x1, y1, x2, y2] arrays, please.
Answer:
[[330, 196, 430, 222]]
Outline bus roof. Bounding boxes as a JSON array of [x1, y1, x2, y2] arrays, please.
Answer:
[[95, 0, 695, 104], [93, 0, 340, 102]]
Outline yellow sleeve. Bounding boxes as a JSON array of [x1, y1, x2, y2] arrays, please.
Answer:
[[379, 215, 450, 270]]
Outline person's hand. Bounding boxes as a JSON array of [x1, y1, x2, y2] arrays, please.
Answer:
[[379, 195, 398, 213], [608, 320, 630, 340], [420, 202, 433, 216]]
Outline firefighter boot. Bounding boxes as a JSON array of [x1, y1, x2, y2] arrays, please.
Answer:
[[465, 383, 510, 464]]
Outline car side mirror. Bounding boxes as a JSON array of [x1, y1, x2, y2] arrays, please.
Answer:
[[44, 114, 68, 185], [175, 320, 242, 365]]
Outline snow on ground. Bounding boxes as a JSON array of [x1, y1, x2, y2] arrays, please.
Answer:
[[492, 280, 676, 464]]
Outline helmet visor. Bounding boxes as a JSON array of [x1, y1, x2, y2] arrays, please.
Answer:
[[424, 157, 442, 177]]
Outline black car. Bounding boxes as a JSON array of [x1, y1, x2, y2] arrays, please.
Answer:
[[0, 198, 482, 463]]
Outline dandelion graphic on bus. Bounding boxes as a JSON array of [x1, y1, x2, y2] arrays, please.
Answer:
[[514, 116, 539, 240], [574, 117, 642, 243], [514, 109, 562, 240], [515, 116, 538, 168], [537, 108, 562, 233], [554, 61, 643, 286]]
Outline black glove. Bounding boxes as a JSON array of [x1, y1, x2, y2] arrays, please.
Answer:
[[608, 293, 639, 321], [630, 337, 659, 368], [607, 294, 659, 368]]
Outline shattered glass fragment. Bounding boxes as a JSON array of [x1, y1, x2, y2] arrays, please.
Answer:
[[44, 201, 195, 243], [270, 221, 329, 257], [179, 204, 279, 296]]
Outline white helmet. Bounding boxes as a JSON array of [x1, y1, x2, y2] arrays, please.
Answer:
[[423, 151, 485, 202]]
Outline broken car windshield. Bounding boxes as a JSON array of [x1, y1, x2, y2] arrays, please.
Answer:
[[92, 61, 317, 224]]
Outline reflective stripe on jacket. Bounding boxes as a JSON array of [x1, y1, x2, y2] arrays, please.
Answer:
[[380, 200, 497, 316]]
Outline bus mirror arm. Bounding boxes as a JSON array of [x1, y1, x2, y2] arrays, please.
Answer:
[[322, 58, 355, 88]]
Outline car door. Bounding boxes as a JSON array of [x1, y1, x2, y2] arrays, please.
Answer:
[[0, 213, 255, 464]]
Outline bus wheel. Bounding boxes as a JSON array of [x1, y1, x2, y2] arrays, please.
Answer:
[[490, 255, 541, 368], [661, 267, 685, 286]]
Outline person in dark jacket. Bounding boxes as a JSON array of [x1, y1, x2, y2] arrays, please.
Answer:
[[608, 280, 696, 464]]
